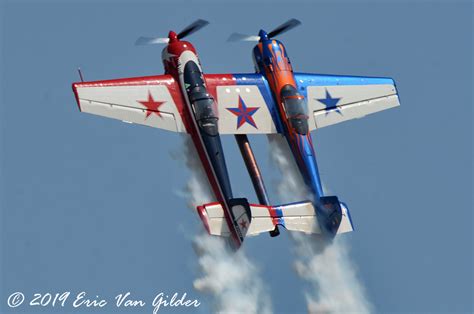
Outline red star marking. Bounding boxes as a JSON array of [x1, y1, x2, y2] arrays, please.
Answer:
[[137, 92, 166, 118], [239, 219, 248, 230]]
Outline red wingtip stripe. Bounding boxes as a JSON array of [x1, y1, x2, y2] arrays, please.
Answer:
[[71, 82, 82, 112], [196, 205, 211, 235]]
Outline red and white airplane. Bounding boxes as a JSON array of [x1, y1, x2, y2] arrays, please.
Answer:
[[72, 20, 320, 249]]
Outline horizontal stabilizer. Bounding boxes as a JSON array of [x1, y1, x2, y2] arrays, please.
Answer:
[[197, 199, 354, 237], [197, 199, 356, 238], [249, 202, 322, 235]]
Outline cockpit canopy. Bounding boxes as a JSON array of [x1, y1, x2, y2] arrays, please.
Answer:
[[184, 61, 219, 136], [280, 85, 309, 135]]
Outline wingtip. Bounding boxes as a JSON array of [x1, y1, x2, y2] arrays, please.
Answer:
[[71, 82, 82, 112]]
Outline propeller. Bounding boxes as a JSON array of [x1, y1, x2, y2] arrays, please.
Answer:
[[227, 33, 261, 42], [135, 19, 209, 45], [177, 19, 209, 39], [227, 18, 301, 42], [267, 18, 301, 38], [135, 37, 170, 45]]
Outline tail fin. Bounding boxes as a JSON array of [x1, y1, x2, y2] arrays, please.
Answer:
[[317, 196, 354, 235], [338, 202, 354, 233], [197, 198, 252, 239], [228, 198, 252, 239]]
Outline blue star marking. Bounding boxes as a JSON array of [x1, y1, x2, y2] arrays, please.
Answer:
[[316, 89, 343, 115]]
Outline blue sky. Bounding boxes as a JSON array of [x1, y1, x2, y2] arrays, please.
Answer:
[[1, 1, 472, 313]]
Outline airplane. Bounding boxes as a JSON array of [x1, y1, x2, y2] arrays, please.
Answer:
[[227, 19, 400, 236], [72, 20, 322, 250]]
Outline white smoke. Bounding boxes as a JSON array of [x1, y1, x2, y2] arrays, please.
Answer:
[[268, 135, 373, 314], [177, 136, 272, 314], [193, 235, 272, 314]]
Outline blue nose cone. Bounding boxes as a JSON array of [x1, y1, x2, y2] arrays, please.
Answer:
[[258, 29, 269, 41]]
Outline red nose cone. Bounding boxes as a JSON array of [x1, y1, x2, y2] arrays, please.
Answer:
[[168, 31, 178, 43]]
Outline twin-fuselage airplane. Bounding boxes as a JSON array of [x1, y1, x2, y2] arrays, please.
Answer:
[[73, 19, 400, 250]]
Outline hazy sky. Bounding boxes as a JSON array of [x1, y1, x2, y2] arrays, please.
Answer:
[[1, 1, 472, 313]]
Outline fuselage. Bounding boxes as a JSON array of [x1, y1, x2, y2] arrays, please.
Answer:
[[162, 32, 242, 248], [252, 31, 324, 203]]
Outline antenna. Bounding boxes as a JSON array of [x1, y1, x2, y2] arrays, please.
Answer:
[[77, 68, 84, 82]]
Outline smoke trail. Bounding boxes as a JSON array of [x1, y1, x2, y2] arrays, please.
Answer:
[[268, 135, 373, 314], [176, 136, 272, 314]]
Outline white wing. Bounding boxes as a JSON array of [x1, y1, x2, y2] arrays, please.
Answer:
[[294, 73, 400, 130], [73, 75, 188, 132]]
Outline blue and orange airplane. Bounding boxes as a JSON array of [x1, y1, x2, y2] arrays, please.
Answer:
[[228, 19, 400, 236]]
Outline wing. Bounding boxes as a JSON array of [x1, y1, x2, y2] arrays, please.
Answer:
[[204, 74, 281, 134], [294, 73, 400, 130], [72, 75, 188, 132]]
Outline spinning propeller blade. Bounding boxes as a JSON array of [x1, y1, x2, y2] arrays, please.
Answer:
[[135, 37, 169, 45], [135, 19, 209, 45], [227, 18, 302, 42], [177, 19, 209, 39], [267, 18, 301, 38], [227, 33, 260, 42]]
